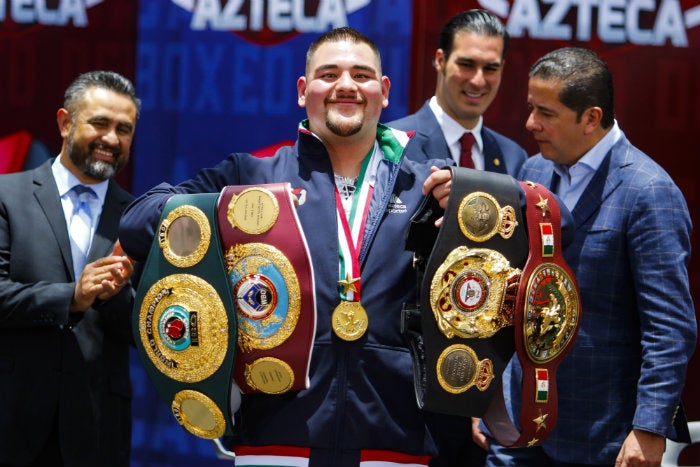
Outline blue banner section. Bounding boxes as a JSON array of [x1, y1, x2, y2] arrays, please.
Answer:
[[133, 0, 413, 195]]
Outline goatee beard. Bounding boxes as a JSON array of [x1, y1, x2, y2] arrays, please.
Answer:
[[67, 135, 121, 181], [326, 114, 363, 137]]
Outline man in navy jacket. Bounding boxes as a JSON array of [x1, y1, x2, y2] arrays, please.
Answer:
[[119, 27, 455, 467]]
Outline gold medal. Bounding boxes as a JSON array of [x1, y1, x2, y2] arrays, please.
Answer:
[[331, 300, 368, 341]]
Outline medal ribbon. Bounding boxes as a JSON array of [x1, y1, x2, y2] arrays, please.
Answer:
[[335, 148, 374, 302]]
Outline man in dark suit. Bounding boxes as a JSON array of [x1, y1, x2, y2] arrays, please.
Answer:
[[0, 71, 139, 467], [388, 9, 526, 178], [481, 47, 696, 467]]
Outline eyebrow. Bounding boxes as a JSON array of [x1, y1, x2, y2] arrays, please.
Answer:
[[87, 115, 135, 132], [314, 63, 378, 74], [454, 57, 502, 68]]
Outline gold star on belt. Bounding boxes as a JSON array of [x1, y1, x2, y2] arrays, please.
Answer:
[[536, 194, 550, 217], [533, 410, 548, 432]]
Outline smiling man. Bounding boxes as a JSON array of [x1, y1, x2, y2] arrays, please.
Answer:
[[118, 27, 455, 467], [0, 71, 139, 466], [389, 9, 526, 178]]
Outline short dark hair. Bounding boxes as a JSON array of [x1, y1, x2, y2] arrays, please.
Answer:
[[438, 9, 509, 60], [529, 47, 615, 129], [64, 70, 141, 120], [306, 27, 382, 75]]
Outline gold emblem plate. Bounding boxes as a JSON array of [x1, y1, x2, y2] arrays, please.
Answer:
[[159, 204, 211, 269], [332, 300, 368, 341], [227, 186, 280, 235], [225, 243, 300, 352], [245, 357, 295, 394], [523, 263, 580, 363], [171, 389, 226, 439], [458, 191, 518, 242], [436, 344, 494, 393], [138, 274, 229, 383], [430, 247, 520, 339]]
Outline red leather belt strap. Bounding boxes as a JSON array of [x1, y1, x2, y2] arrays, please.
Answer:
[[483, 181, 581, 447], [217, 183, 316, 395]]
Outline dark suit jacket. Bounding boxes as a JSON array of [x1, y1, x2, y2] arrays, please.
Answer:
[[387, 100, 527, 177], [0, 159, 135, 467]]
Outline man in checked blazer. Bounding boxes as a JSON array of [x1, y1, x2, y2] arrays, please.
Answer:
[[388, 10, 526, 178], [481, 48, 696, 467], [0, 71, 138, 467]]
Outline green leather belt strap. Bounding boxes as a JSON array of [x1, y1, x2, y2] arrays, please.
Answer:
[[133, 193, 237, 439]]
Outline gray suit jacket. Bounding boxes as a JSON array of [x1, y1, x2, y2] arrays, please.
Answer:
[[387, 100, 527, 177], [0, 159, 135, 466]]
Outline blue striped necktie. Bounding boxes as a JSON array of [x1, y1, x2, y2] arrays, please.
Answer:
[[69, 185, 95, 277]]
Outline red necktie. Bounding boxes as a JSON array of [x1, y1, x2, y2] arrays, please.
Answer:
[[459, 132, 476, 168]]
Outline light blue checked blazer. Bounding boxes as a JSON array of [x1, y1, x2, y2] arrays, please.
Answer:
[[503, 131, 697, 464]]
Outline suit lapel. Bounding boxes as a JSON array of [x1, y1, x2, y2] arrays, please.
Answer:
[[571, 137, 631, 228], [415, 104, 452, 160], [481, 129, 508, 174], [33, 162, 75, 275]]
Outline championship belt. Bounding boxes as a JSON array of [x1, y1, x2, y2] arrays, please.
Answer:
[[217, 183, 316, 395], [133, 193, 237, 439], [408, 167, 528, 417], [482, 181, 581, 447]]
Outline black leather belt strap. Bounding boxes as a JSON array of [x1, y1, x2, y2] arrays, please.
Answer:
[[405, 167, 528, 417]]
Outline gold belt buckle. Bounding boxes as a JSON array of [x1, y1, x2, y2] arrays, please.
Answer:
[[429, 246, 520, 339]]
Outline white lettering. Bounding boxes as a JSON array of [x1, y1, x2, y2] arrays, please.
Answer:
[[654, 0, 687, 46], [269, 0, 292, 31], [598, 0, 626, 43], [627, 0, 655, 44], [507, 0, 542, 37], [316, 0, 347, 30], [250, 0, 264, 30], [504, 0, 691, 47], [190, 0, 348, 33], [540, 0, 571, 40], [5, 0, 94, 26], [573, 0, 597, 41], [12, 0, 34, 23]]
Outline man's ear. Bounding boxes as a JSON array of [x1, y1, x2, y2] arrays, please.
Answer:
[[297, 76, 307, 108], [582, 106, 603, 135], [57, 108, 72, 138]]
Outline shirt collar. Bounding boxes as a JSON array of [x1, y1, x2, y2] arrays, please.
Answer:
[[52, 156, 109, 203], [429, 95, 483, 151], [554, 120, 622, 177]]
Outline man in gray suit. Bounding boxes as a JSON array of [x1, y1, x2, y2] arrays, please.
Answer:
[[389, 9, 526, 178], [0, 71, 139, 467], [481, 47, 696, 467]]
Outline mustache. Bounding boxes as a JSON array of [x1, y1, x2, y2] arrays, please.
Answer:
[[325, 94, 366, 105], [90, 142, 121, 157]]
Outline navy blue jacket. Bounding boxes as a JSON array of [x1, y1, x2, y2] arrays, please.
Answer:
[[119, 124, 445, 465]]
